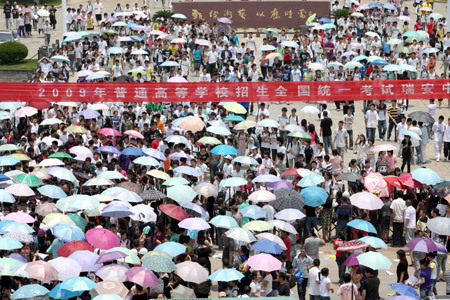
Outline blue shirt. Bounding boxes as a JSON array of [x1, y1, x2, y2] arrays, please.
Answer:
[[193, 49, 202, 61], [382, 40, 390, 54]]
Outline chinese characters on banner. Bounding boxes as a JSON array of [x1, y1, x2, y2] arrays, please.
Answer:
[[7, 80, 450, 103], [172, 2, 329, 28]]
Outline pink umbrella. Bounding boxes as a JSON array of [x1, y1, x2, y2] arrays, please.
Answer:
[[171, 38, 186, 44], [179, 116, 205, 133], [98, 128, 122, 137], [149, 30, 164, 35], [373, 144, 397, 152], [168, 77, 188, 83], [2, 212, 34, 223], [118, 36, 133, 42], [86, 228, 120, 250], [178, 218, 211, 230], [93, 280, 129, 299], [5, 184, 35, 197], [96, 264, 129, 282], [125, 267, 159, 287], [124, 130, 144, 139], [247, 253, 282, 272], [24, 261, 59, 283], [350, 191, 384, 210], [69, 146, 93, 158], [195, 39, 212, 47], [364, 172, 390, 198]]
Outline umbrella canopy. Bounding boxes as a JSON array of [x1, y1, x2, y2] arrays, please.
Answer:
[[220, 177, 247, 187], [57, 241, 93, 257], [240, 205, 266, 219], [252, 240, 283, 254], [298, 174, 325, 187], [194, 182, 219, 198], [269, 219, 298, 235], [431, 181, 450, 196], [37, 185, 67, 199], [86, 228, 121, 250], [427, 217, 450, 235], [253, 174, 281, 183], [48, 257, 82, 281], [267, 180, 295, 190], [141, 253, 176, 272], [43, 213, 75, 227], [411, 168, 440, 185], [130, 204, 157, 223], [406, 237, 438, 253], [357, 252, 392, 270], [274, 208, 306, 221], [256, 233, 287, 251], [96, 251, 128, 264], [389, 283, 420, 299], [347, 219, 377, 234], [154, 242, 186, 257], [206, 125, 231, 135], [364, 172, 390, 197], [225, 227, 256, 243], [408, 111, 434, 124], [209, 215, 239, 229], [11, 284, 50, 300], [343, 253, 361, 266], [0, 257, 24, 276], [167, 185, 197, 203], [159, 204, 189, 221], [247, 253, 282, 272], [0, 237, 23, 250], [209, 269, 244, 282], [248, 190, 276, 203], [301, 186, 328, 207], [211, 145, 238, 155], [24, 261, 59, 282], [93, 281, 129, 299], [350, 192, 383, 210], [175, 261, 209, 284], [0, 190, 15, 203], [68, 250, 102, 272], [125, 267, 159, 287], [178, 217, 211, 230], [337, 240, 369, 251], [52, 223, 85, 242], [2, 212, 34, 223], [179, 116, 205, 133], [359, 236, 388, 249], [13, 174, 42, 187], [2, 222, 34, 234], [243, 220, 273, 232], [59, 276, 97, 292], [96, 264, 129, 282]]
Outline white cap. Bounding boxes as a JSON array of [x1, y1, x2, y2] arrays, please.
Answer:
[[139, 248, 148, 255], [343, 191, 350, 198]]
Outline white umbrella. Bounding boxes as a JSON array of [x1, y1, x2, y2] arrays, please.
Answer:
[[130, 204, 157, 223], [170, 285, 196, 299], [178, 218, 211, 230], [225, 227, 256, 243], [274, 208, 306, 222], [5, 184, 35, 197], [131, 49, 148, 55], [38, 158, 65, 168], [40, 118, 63, 126], [301, 106, 320, 115], [248, 190, 276, 203], [48, 257, 82, 281], [350, 192, 383, 210], [427, 217, 450, 235], [15, 107, 38, 117], [96, 264, 129, 282], [84, 178, 114, 187], [88, 103, 109, 110], [269, 219, 298, 235], [255, 232, 287, 250], [175, 261, 208, 284], [42, 137, 63, 146], [365, 32, 380, 38], [193, 182, 218, 198], [309, 63, 326, 71]]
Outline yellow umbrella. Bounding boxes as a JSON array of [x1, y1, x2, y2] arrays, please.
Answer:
[[128, 68, 146, 77], [11, 153, 31, 161], [43, 213, 75, 227], [65, 125, 89, 133], [147, 170, 170, 180], [223, 102, 247, 114], [243, 220, 274, 232], [306, 13, 316, 25]]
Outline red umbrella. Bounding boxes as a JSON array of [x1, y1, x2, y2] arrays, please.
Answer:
[[86, 228, 120, 250], [280, 168, 298, 177], [398, 173, 423, 189], [384, 176, 403, 189], [364, 172, 390, 198], [57, 241, 94, 257], [160, 204, 189, 221], [337, 240, 369, 252]]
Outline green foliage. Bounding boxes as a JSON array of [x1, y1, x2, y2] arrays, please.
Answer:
[[331, 9, 349, 20], [0, 42, 28, 64], [152, 10, 173, 22]]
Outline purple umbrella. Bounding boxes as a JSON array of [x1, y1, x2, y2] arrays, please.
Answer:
[[102, 204, 133, 218], [342, 253, 360, 266], [432, 240, 448, 253], [96, 251, 128, 264], [98, 146, 121, 155], [125, 266, 159, 288], [78, 109, 100, 120], [106, 17, 118, 22], [9, 253, 28, 263], [218, 17, 232, 24], [68, 250, 102, 272], [20, 8, 32, 13], [406, 237, 438, 253], [267, 180, 294, 190]]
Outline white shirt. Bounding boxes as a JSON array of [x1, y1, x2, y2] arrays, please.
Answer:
[[320, 276, 331, 297], [93, 2, 103, 14], [263, 204, 275, 221], [397, 123, 408, 140], [427, 103, 437, 120], [432, 122, 445, 141], [365, 110, 379, 128], [444, 124, 450, 142], [308, 267, 321, 296], [207, 50, 218, 64], [409, 126, 422, 147], [334, 128, 348, 148], [390, 198, 406, 222], [404, 206, 416, 228]]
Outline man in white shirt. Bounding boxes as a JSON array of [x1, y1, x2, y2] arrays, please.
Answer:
[[427, 99, 437, 120], [409, 120, 422, 164], [404, 200, 416, 243], [443, 117, 450, 161], [365, 103, 379, 141], [431, 115, 445, 161], [308, 259, 321, 300], [93, 0, 102, 25], [396, 116, 408, 157], [206, 45, 218, 74], [333, 121, 348, 160], [390, 192, 406, 246]]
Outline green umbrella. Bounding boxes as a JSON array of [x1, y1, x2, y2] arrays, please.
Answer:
[[67, 213, 88, 230], [396, 47, 412, 54], [48, 152, 73, 159], [106, 247, 140, 264], [0, 237, 23, 250], [383, 64, 400, 72], [197, 137, 222, 145], [288, 131, 311, 139], [13, 174, 43, 187], [220, 177, 247, 187], [263, 28, 279, 35], [162, 177, 190, 186], [405, 36, 418, 43], [103, 29, 118, 34], [0, 257, 24, 276], [141, 254, 176, 272], [223, 115, 244, 122], [167, 185, 197, 203], [0, 144, 20, 152], [47, 168, 77, 182]]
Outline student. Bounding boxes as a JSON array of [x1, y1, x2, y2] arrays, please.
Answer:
[[318, 268, 333, 300]]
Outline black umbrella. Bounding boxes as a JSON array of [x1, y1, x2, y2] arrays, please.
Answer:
[[431, 181, 450, 196], [141, 190, 166, 201], [408, 111, 434, 124], [271, 188, 305, 211], [116, 75, 134, 83]]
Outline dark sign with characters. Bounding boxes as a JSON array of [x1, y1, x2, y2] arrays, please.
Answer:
[[172, 1, 330, 28]]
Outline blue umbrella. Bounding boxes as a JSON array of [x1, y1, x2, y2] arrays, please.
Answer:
[[127, 22, 138, 27], [224, 115, 245, 122], [411, 168, 440, 185], [0, 155, 20, 166], [107, 47, 123, 55], [0, 102, 22, 110], [318, 17, 332, 23], [0, 190, 16, 203], [400, 128, 422, 141], [389, 283, 420, 299], [121, 147, 145, 156], [160, 61, 180, 67], [78, 109, 100, 119], [369, 3, 381, 8], [211, 145, 238, 155], [49, 283, 83, 299], [298, 174, 325, 187], [300, 186, 328, 207], [0, 174, 10, 182], [52, 222, 85, 242], [371, 59, 388, 66], [209, 215, 239, 229], [240, 205, 266, 219], [130, 35, 143, 42], [98, 146, 121, 155], [347, 219, 377, 234], [59, 276, 97, 292], [0, 220, 14, 234], [3, 222, 34, 234], [171, 13, 187, 19], [134, 156, 160, 166], [155, 242, 187, 257], [12, 284, 50, 300], [208, 269, 244, 282], [252, 240, 283, 254], [359, 236, 388, 249], [37, 185, 67, 199], [383, 3, 396, 10]]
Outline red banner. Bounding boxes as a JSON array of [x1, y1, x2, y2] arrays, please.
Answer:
[[3, 80, 450, 104]]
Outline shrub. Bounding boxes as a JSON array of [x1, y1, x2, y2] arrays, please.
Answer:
[[152, 10, 173, 22], [0, 41, 28, 64], [331, 9, 350, 20]]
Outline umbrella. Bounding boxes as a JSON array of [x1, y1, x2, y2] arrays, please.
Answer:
[[408, 111, 434, 123], [180, 202, 206, 216], [102, 204, 132, 218], [98, 171, 125, 180], [93, 295, 124, 300], [225, 227, 256, 243], [206, 125, 232, 136], [398, 173, 423, 189], [0, 189, 14, 204], [38, 158, 65, 167], [2, 222, 34, 234], [234, 120, 256, 130], [174, 166, 202, 177], [411, 168, 440, 185], [400, 128, 422, 141], [141, 190, 166, 201], [373, 144, 397, 152], [52, 223, 85, 242], [301, 106, 320, 115], [197, 136, 222, 145], [144, 148, 167, 161], [167, 185, 197, 203], [47, 167, 78, 182], [178, 218, 211, 230], [130, 204, 157, 223], [211, 145, 238, 155], [209, 215, 239, 229], [347, 219, 377, 234], [0, 144, 19, 151], [78, 109, 100, 120], [98, 146, 121, 155], [160, 204, 189, 221], [118, 182, 143, 194], [104, 248, 138, 265], [59, 276, 97, 292], [57, 241, 93, 257], [220, 177, 247, 188], [48, 257, 82, 281], [43, 213, 75, 227], [49, 283, 83, 299], [11, 284, 49, 300], [350, 192, 383, 210], [240, 205, 266, 219], [141, 254, 176, 272], [24, 261, 58, 282], [3, 232, 33, 243], [252, 240, 283, 254], [224, 115, 245, 122], [337, 240, 369, 251], [171, 13, 187, 18], [96, 264, 129, 282], [68, 250, 102, 272], [427, 217, 450, 235], [267, 180, 295, 190], [179, 116, 205, 133], [154, 242, 186, 257], [357, 251, 392, 270], [170, 285, 196, 299], [406, 237, 438, 253], [271, 188, 305, 211], [223, 102, 247, 114], [98, 128, 122, 137], [359, 236, 388, 249], [175, 261, 209, 284], [253, 174, 281, 183], [160, 61, 179, 67], [269, 219, 298, 235], [301, 186, 328, 207], [247, 253, 282, 272], [337, 172, 361, 182], [274, 209, 306, 221], [248, 190, 276, 203], [2, 212, 34, 223], [389, 283, 420, 299], [0, 257, 24, 276], [124, 130, 145, 139], [194, 182, 219, 198], [343, 253, 361, 266], [121, 147, 145, 156], [93, 281, 129, 299], [218, 17, 232, 24], [243, 220, 273, 232], [84, 177, 114, 187], [0, 155, 20, 166], [298, 174, 325, 187], [209, 269, 244, 282], [102, 187, 142, 203], [258, 119, 280, 128], [96, 251, 128, 264], [0, 237, 23, 250], [431, 181, 450, 196], [280, 168, 299, 177], [125, 267, 159, 287]]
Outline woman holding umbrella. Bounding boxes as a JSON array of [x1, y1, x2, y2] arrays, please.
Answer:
[[401, 135, 412, 173]]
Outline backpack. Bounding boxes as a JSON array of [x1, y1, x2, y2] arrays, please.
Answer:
[[294, 267, 303, 284]]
